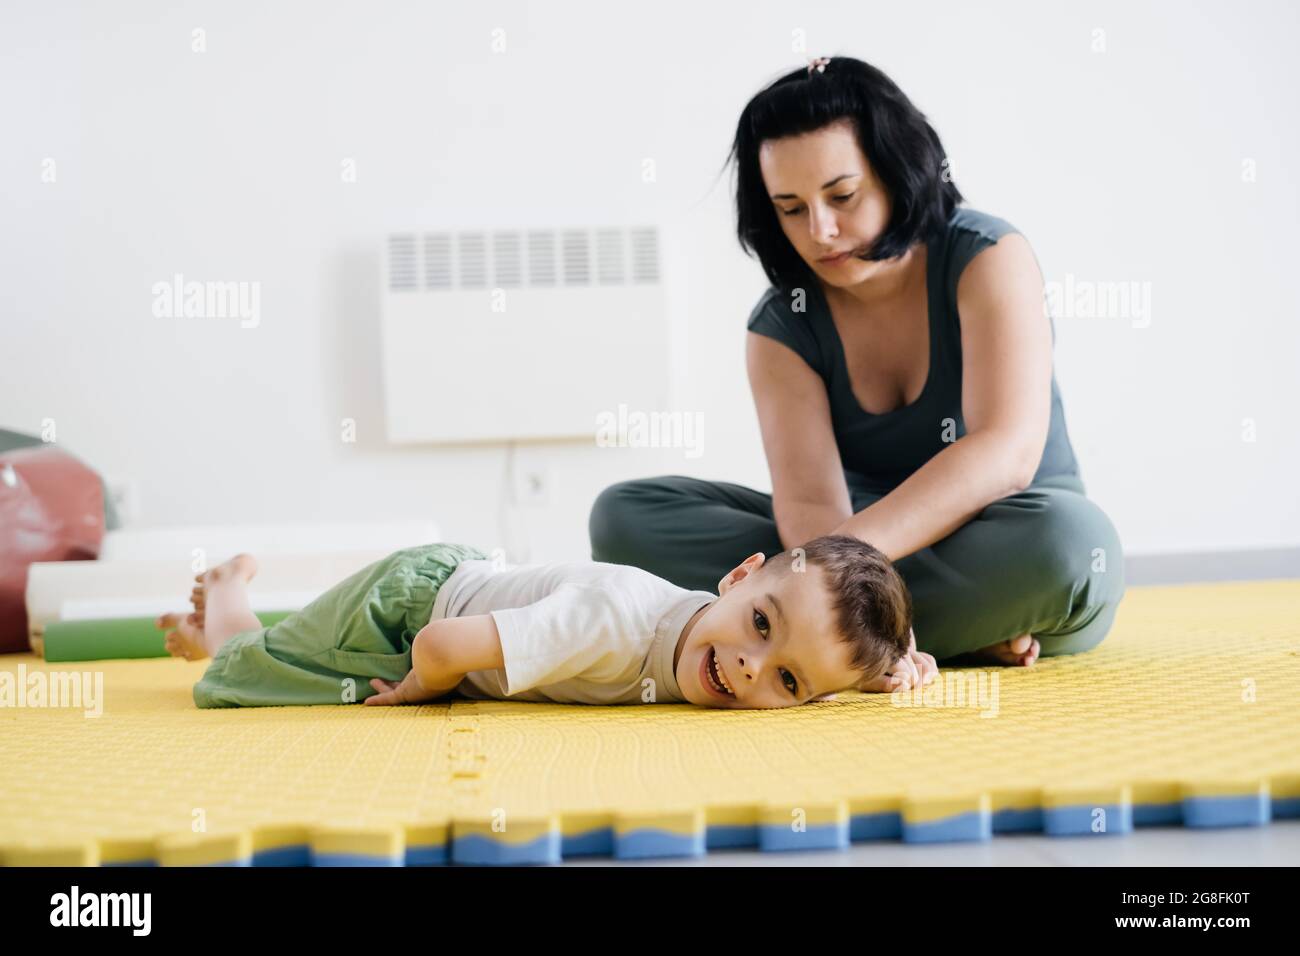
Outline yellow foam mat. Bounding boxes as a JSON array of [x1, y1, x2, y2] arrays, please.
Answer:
[[2, 580, 1298, 865]]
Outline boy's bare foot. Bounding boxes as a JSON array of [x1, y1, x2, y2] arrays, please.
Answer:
[[158, 553, 261, 660], [156, 610, 209, 661], [959, 633, 1041, 667], [190, 553, 258, 620], [202, 552, 259, 588]]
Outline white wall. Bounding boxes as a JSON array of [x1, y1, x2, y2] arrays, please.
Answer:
[[3, 0, 1296, 563]]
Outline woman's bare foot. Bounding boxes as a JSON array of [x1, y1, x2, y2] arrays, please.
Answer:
[[960, 633, 1041, 667], [157, 553, 261, 660]]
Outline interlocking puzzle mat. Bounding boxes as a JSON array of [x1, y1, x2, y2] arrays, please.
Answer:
[[1, 580, 1297, 865]]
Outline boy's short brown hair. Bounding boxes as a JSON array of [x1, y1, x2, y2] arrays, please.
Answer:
[[764, 534, 913, 689]]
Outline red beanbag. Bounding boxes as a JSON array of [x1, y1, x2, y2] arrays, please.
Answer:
[[0, 445, 105, 653]]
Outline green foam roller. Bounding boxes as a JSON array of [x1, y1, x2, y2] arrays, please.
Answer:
[[42, 611, 296, 662]]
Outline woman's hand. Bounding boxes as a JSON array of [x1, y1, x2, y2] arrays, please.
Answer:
[[364, 669, 444, 706], [857, 627, 938, 693]]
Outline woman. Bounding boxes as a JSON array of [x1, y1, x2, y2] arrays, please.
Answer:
[[589, 55, 1125, 677]]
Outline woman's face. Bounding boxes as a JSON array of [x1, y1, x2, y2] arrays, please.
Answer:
[[758, 119, 892, 284]]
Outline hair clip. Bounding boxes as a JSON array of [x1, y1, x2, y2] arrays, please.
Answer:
[[807, 56, 831, 75]]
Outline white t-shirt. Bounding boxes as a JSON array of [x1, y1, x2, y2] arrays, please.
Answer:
[[428, 559, 717, 705]]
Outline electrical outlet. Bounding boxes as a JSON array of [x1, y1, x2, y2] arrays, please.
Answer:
[[511, 460, 551, 508], [104, 475, 139, 524]]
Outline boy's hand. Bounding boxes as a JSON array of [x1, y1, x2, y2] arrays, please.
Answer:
[[857, 627, 938, 692], [364, 669, 442, 706]]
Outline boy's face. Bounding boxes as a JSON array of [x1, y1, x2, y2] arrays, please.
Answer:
[[675, 552, 865, 709]]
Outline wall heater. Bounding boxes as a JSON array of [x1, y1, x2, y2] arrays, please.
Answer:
[[380, 226, 668, 444]]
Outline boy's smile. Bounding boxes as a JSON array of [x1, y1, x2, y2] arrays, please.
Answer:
[[673, 552, 861, 709], [699, 644, 736, 701]]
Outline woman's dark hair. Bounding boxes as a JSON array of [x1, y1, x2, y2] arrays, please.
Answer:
[[725, 56, 964, 294]]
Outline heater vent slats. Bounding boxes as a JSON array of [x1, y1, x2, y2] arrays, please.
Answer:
[[458, 232, 488, 288], [561, 230, 590, 286], [387, 227, 660, 292], [630, 227, 660, 283], [596, 229, 625, 285], [527, 231, 557, 287], [423, 233, 452, 289], [492, 232, 523, 287], [387, 234, 418, 291]]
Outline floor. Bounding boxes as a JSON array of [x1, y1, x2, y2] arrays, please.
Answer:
[[574, 547, 1300, 866], [568, 822, 1300, 866]]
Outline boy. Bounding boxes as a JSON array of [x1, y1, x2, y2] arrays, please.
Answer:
[[157, 534, 934, 710]]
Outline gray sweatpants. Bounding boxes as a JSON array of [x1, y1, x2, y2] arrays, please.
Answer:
[[587, 472, 1126, 662]]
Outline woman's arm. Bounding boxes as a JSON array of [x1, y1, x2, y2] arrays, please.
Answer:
[[746, 331, 853, 549], [831, 430, 1032, 562], [831, 234, 1053, 561]]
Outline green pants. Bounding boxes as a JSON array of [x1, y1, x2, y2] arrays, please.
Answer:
[[193, 543, 489, 708], [588, 473, 1125, 662]]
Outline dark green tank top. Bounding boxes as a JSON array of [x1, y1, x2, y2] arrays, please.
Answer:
[[746, 206, 1082, 495]]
